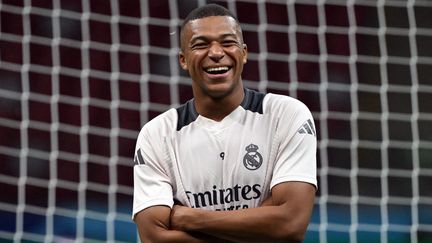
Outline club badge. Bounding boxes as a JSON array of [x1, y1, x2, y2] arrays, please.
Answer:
[[243, 144, 263, 170]]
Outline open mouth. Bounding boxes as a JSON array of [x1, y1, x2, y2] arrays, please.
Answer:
[[204, 66, 231, 75]]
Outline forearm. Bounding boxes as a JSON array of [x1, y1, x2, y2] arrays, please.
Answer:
[[135, 206, 232, 243], [137, 227, 228, 243], [171, 183, 316, 242], [174, 205, 305, 242], [138, 228, 198, 243]]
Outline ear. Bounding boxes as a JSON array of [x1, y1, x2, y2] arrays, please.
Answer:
[[242, 44, 248, 64], [179, 51, 188, 70]]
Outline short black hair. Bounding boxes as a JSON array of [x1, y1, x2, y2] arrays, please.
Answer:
[[179, 4, 243, 50], [181, 4, 239, 29]]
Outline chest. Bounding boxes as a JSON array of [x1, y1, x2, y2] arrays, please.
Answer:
[[166, 113, 280, 207]]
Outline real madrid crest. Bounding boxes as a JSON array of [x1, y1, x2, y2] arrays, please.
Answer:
[[243, 144, 263, 170]]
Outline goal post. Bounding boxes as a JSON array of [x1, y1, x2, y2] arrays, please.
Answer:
[[0, 0, 431, 242]]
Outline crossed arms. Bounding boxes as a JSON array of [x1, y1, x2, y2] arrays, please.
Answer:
[[134, 181, 316, 243]]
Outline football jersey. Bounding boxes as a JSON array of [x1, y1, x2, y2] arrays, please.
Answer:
[[132, 88, 317, 218]]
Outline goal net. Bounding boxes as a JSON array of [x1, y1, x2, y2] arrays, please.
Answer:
[[0, 0, 431, 242]]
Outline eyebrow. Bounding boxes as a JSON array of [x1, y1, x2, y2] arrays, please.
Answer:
[[189, 33, 238, 44]]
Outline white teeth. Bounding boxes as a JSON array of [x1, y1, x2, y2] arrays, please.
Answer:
[[206, 66, 229, 72]]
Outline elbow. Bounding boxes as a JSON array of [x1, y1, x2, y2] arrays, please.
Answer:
[[274, 230, 305, 243], [277, 232, 305, 243], [286, 229, 306, 243], [271, 222, 308, 243]]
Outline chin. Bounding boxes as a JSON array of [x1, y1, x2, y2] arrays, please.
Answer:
[[202, 82, 238, 100]]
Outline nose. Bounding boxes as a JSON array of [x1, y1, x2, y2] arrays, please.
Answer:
[[208, 42, 224, 61]]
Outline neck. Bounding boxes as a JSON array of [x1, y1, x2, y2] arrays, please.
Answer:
[[193, 84, 244, 121]]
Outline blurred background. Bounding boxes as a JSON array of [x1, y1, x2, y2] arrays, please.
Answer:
[[0, 0, 431, 242]]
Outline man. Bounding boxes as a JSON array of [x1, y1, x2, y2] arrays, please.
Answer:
[[133, 4, 317, 242]]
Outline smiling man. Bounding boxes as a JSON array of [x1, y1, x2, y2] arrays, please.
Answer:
[[179, 8, 247, 121], [133, 4, 317, 243]]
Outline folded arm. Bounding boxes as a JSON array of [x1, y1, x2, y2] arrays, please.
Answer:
[[170, 181, 316, 243], [134, 205, 233, 243]]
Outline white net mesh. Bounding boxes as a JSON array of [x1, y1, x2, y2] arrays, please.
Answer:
[[0, 0, 431, 242]]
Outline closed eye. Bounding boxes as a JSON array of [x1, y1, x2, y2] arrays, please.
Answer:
[[191, 42, 208, 49], [222, 40, 238, 47]]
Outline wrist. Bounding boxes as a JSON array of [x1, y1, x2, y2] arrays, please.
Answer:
[[185, 207, 203, 231]]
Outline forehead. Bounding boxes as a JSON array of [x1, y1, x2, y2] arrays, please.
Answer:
[[184, 16, 240, 40]]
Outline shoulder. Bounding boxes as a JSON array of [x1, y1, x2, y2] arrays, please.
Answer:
[[241, 88, 266, 114], [175, 99, 199, 131], [138, 99, 199, 139], [137, 108, 177, 143], [263, 93, 316, 137], [144, 108, 177, 130], [263, 93, 312, 117], [241, 89, 311, 118]]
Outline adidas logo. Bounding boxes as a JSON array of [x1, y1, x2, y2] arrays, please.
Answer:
[[297, 119, 316, 136], [134, 148, 146, 165]]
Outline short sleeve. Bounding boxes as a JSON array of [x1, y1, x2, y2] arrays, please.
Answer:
[[270, 98, 318, 189], [132, 125, 174, 219]]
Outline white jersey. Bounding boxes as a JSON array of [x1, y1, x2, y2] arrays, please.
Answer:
[[132, 89, 317, 218]]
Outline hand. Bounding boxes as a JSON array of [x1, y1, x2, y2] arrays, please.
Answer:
[[260, 195, 273, 206], [170, 204, 193, 231], [170, 205, 235, 243]]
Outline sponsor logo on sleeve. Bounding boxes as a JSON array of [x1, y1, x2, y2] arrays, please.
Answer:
[[297, 119, 316, 136], [134, 148, 146, 165]]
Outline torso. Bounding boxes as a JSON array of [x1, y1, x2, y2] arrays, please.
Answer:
[[168, 94, 278, 210], [133, 88, 317, 215]]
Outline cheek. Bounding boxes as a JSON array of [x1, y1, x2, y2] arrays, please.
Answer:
[[229, 48, 246, 63], [190, 53, 205, 67]]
